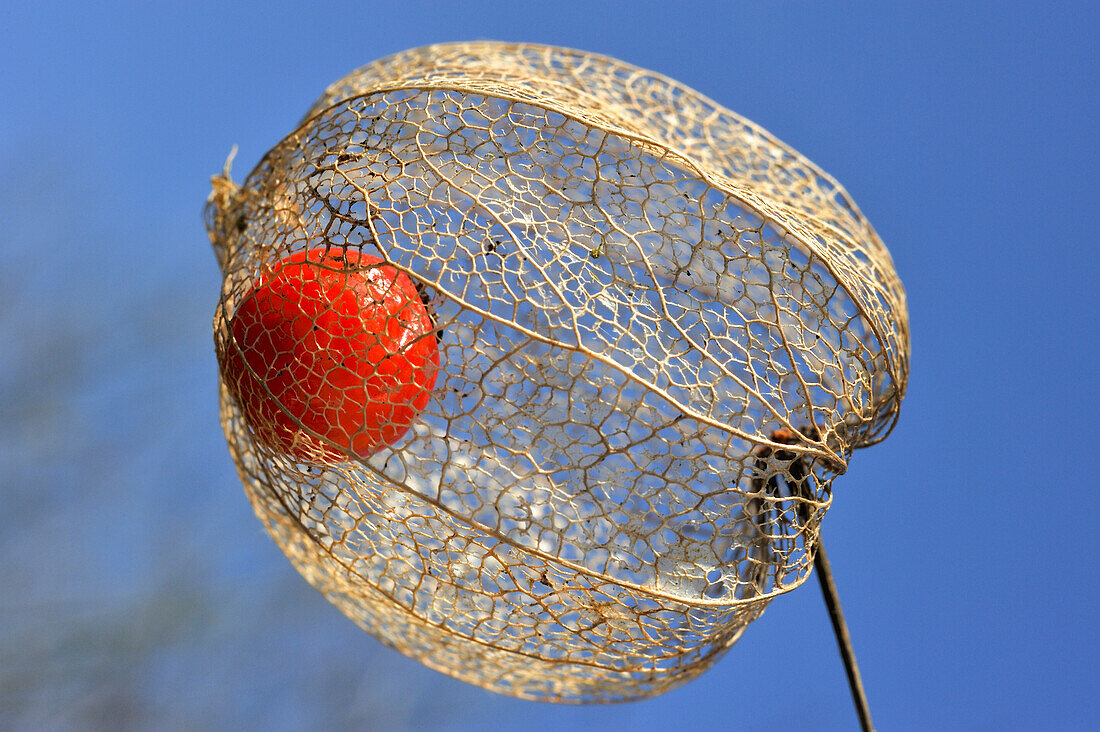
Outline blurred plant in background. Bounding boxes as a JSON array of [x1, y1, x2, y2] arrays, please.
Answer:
[[0, 152, 484, 729]]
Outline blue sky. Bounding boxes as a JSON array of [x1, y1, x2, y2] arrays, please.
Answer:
[[1, 2, 1097, 729]]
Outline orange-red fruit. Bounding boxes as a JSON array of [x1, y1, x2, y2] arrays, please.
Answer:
[[222, 247, 440, 461]]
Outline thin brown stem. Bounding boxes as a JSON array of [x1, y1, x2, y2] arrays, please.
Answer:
[[815, 538, 874, 732]]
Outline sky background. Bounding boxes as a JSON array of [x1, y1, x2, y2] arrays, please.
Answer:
[[2, 2, 1097, 729]]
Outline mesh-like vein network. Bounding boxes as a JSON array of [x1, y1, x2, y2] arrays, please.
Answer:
[[207, 41, 908, 702]]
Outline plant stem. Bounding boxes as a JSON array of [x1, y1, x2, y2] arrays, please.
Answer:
[[815, 538, 874, 732]]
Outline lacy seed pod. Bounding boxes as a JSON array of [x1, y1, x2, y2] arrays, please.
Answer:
[[206, 41, 909, 703]]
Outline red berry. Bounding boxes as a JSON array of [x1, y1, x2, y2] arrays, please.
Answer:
[[222, 247, 440, 462]]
